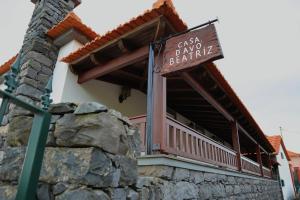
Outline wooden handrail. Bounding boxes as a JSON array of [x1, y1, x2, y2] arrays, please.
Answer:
[[167, 116, 236, 154]]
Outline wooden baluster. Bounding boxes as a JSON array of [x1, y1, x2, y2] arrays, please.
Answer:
[[180, 130, 184, 152], [198, 139, 202, 157], [191, 136, 195, 156], [172, 127, 176, 150], [195, 137, 199, 156]]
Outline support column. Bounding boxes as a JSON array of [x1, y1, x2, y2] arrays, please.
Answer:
[[5, 0, 79, 145], [11, 0, 79, 117], [256, 144, 264, 177], [152, 70, 166, 152], [146, 46, 166, 154], [231, 121, 242, 171], [268, 154, 273, 177]]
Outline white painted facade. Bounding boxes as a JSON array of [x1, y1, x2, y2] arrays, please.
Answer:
[[52, 40, 147, 117], [277, 145, 296, 200]]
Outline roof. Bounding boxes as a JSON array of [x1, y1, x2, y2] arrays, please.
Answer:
[[47, 12, 98, 41], [288, 150, 300, 157], [62, 0, 187, 63], [206, 63, 275, 152], [0, 54, 17, 75], [267, 135, 291, 160]]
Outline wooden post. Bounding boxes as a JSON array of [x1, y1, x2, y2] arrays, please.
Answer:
[[231, 121, 242, 171], [268, 154, 273, 177], [256, 144, 264, 177], [152, 56, 167, 153]]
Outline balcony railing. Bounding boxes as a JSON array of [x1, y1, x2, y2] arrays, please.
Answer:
[[241, 156, 261, 176], [263, 166, 272, 178], [130, 115, 272, 178]]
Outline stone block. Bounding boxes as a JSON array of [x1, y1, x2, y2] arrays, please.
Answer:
[[127, 189, 139, 200], [125, 125, 141, 157], [204, 172, 217, 182], [172, 168, 190, 181], [0, 147, 26, 181], [108, 188, 127, 200], [23, 51, 53, 67], [0, 147, 123, 188], [7, 116, 33, 146], [172, 181, 198, 200], [0, 185, 17, 200], [56, 187, 109, 200], [49, 103, 77, 114], [40, 147, 120, 187], [54, 112, 129, 155], [16, 84, 43, 101], [110, 155, 138, 186], [19, 67, 38, 79], [74, 102, 107, 115], [190, 170, 204, 184], [138, 166, 173, 180]]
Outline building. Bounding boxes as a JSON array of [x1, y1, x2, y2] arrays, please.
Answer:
[[288, 150, 300, 193], [0, 0, 284, 199], [267, 135, 296, 200]]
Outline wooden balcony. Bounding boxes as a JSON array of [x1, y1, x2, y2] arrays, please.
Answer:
[[130, 115, 272, 178]]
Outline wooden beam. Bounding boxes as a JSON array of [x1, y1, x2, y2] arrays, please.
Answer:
[[232, 121, 242, 171], [168, 88, 194, 92], [168, 97, 205, 101], [113, 70, 144, 81], [181, 72, 234, 122], [78, 46, 149, 83], [90, 53, 103, 65], [153, 17, 166, 41], [117, 39, 132, 53], [169, 104, 212, 108]]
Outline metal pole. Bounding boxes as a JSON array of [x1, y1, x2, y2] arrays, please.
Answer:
[[15, 112, 51, 200], [145, 43, 155, 155]]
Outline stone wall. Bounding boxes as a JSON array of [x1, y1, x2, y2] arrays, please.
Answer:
[[0, 102, 141, 200], [0, 102, 283, 199], [137, 165, 283, 200]]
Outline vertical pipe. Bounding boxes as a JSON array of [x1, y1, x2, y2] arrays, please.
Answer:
[[146, 43, 155, 155]]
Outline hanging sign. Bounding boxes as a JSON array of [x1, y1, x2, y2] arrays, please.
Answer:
[[160, 24, 223, 76]]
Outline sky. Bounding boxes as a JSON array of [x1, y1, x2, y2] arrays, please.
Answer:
[[0, 0, 299, 152]]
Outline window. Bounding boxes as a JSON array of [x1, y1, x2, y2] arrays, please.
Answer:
[[281, 152, 284, 159], [281, 179, 285, 187]]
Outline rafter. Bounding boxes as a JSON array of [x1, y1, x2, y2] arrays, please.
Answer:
[[78, 45, 149, 83]]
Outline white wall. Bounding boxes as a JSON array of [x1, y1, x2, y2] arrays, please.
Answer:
[[52, 40, 147, 117], [277, 145, 296, 200]]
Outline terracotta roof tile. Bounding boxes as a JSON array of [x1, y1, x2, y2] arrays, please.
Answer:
[[267, 135, 282, 154], [62, 1, 187, 63], [288, 150, 300, 157], [0, 54, 18, 75], [47, 12, 99, 41], [267, 135, 291, 160]]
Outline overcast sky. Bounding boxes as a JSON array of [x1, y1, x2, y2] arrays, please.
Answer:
[[0, 0, 299, 152]]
